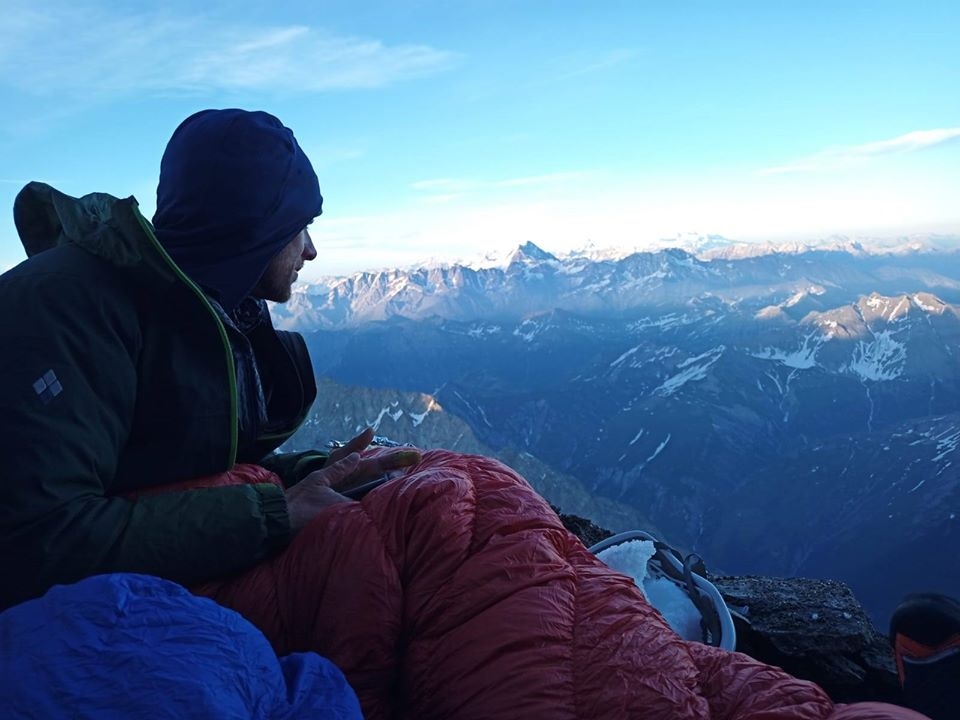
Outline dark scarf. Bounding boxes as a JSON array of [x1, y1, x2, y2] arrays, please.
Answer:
[[152, 109, 322, 312]]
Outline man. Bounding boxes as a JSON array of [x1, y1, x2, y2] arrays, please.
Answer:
[[0, 109, 414, 611], [0, 110, 923, 720]]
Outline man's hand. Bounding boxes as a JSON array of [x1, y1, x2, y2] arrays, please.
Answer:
[[285, 454, 359, 533], [325, 427, 421, 494]]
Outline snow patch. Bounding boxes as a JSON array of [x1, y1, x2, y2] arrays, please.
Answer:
[[629, 313, 691, 331], [654, 347, 725, 396], [751, 332, 821, 369], [454, 390, 493, 428], [844, 330, 906, 381], [891, 296, 909, 320], [764, 370, 784, 396], [866, 294, 910, 322], [467, 324, 502, 338], [409, 411, 428, 427], [911, 294, 943, 313], [654, 346, 679, 361], [784, 288, 823, 307], [611, 346, 641, 368], [367, 406, 395, 429], [644, 435, 672, 465], [932, 428, 960, 463], [512, 319, 541, 342]]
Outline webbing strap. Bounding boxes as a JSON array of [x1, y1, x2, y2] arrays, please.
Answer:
[[894, 632, 960, 685]]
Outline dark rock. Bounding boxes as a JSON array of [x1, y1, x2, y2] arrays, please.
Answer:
[[712, 575, 902, 705], [555, 508, 613, 549], [558, 511, 903, 706]]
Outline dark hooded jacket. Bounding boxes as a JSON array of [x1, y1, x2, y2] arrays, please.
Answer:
[[153, 109, 323, 313], [0, 182, 316, 610]]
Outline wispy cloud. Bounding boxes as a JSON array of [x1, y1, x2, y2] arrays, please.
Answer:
[[563, 49, 642, 79], [304, 144, 367, 170], [0, 4, 455, 98], [409, 171, 593, 207], [760, 128, 960, 175], [412, 171, 591, 195]]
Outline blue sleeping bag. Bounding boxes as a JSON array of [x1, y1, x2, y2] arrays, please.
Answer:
[[0, 574, 363, 719]]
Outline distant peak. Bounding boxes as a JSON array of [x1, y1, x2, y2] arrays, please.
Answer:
[[508, 242, 558, 265]]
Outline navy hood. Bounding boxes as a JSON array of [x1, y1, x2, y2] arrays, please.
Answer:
[[153, 109, 322, 312]]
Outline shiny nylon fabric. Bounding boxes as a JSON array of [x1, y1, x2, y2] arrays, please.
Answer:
[[191, 451, 924, 720], [0, 574, 362, 719]]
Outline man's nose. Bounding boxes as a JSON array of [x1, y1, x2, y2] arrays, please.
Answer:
[[302, 230, 318, 261]]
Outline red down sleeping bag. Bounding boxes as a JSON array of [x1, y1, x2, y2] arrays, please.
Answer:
[[185, 449, 923, 720]]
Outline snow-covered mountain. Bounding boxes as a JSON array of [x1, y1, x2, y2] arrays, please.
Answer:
[[280, 240, 960, 623], [697, 233, 960, 260], [432, 233, 960, 270], [274, 239, 960, 331]]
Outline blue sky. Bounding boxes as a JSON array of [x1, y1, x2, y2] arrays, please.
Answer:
[[1, 0, 958, 278]]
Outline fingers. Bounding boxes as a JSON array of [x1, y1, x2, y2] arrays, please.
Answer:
[[379, 449, 422, 472], [327, 427, 375, 465], [344, 427, 375, 454], [321, 449, 422, 493], [303, 452, 361, 488], [352, 449, 422, 482], [323, 436, 423, 492]]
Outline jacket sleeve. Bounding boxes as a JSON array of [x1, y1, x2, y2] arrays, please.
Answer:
[[0, 268, 290, 610]]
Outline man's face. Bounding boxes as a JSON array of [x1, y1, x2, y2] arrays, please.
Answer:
[[252, 228, 317, 303]]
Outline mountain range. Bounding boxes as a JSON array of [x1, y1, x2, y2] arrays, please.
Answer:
[[279, 238, 960, 623], [273, 237, 960, 330]]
